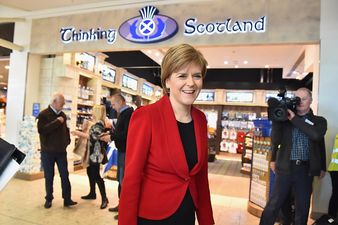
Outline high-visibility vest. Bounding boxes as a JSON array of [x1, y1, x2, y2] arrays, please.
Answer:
[[328, 134, 338, 171]]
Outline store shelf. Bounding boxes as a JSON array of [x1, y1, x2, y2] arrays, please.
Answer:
[[240, 167, 251, 175], [244, 155, 252, 160], [77, 112, 92, 115], [77, 102, 94, 107]]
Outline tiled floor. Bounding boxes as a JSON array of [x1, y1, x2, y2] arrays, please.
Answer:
[[0, 153, 312, 225]]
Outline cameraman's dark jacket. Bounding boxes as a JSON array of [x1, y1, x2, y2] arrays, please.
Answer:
[[271, 110, 327, 176]]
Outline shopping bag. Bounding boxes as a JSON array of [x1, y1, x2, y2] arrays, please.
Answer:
[[0, 138, 26, 191]]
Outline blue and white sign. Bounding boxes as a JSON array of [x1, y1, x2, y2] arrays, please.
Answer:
[[32, 103, 40, 117], [119, 6, 178, 43]]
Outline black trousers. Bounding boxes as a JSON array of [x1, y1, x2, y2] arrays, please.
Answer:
[[41, 151, 71, 202], [86, 163, 107, 200], [329, 171, 338, 218], [260, 163, 313, 225]]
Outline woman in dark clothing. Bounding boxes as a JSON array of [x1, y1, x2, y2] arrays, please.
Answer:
[[118, 44, 214, 225], [72, 105, 108, 209]]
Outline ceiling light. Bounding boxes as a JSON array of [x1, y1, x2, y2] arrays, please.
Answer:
[[155, 52, 160, 57], [264, 65, 269, 68], [147, 50, 152, 54], [223, 60, 228, 65], [243, 60, 248, 64], [234, 65, 239, 68], [4, 65, 10, 69]]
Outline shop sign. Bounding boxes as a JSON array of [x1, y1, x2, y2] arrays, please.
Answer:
[[184, 16, 266, 36], [119, 6, 178, 43], [32, 103, 40, 117], [60, 27, 117, 44]]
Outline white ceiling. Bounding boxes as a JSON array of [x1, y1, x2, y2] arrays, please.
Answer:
[[0, 0, 315, 85]]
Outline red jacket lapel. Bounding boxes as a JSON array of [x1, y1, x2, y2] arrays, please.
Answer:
[[156, 95, 189, 177]]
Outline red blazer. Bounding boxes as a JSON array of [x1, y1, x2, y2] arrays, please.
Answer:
[[118, 95, 214, 225]]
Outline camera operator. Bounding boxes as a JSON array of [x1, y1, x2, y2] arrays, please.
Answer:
[[260, 87, 327, 225]]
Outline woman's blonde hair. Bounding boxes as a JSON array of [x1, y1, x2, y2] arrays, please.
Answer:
[[161, 43, 208, 94], [92, 105, 106, 123]]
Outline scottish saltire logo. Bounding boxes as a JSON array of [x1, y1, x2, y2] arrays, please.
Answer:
[[119, 6, 178, 43]]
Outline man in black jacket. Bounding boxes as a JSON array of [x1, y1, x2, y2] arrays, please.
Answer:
[[37, 93, 77, 209], [260, 88, 327, 225], [100, 93, 133, 218]]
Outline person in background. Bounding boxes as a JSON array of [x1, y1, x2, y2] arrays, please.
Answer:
[[259, 87, 327, 225], [37, 93, 77, 209], [71, 105, 109, 209], [118, 44, 214, 225], [100, 93, 134, 219], [327, 136, 338, 219], [133, 95, 142, 109]]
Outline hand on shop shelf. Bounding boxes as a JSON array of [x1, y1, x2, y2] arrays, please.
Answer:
[[270, 161, 276, 173], [57, 116, 65, 123]]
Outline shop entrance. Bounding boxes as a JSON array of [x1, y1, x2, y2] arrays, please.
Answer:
[[15, 43, 319, 224]]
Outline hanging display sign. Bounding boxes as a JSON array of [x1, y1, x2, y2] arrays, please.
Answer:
[[119, 5, 178, 43], [122, 74, 138, 91], [184, 16, 266, 36], [75, 53, 96, 72], [196, 90, 215, 101], [226, 91, 254, 103], [60, 27, 117, 44], [101, 65, 116, 83], [142, 83, 154, 96]]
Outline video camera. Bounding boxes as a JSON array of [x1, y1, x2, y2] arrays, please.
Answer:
[[267, 88, 300, 122]]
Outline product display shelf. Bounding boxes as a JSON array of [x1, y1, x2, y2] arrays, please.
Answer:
[[16, 116, 44, 180], [76, 74, 96, 130], [247, 136, 272, 217], [241, 132, 254, 175]]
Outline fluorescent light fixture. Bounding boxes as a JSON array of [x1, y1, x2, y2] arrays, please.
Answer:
[[243, 60, 248, 64], [223, 60, 228, 65], [264, 65, 269, 68], [234, 65, 239, 68]]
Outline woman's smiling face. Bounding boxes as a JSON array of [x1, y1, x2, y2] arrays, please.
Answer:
[[165, 62, 203, 108]]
